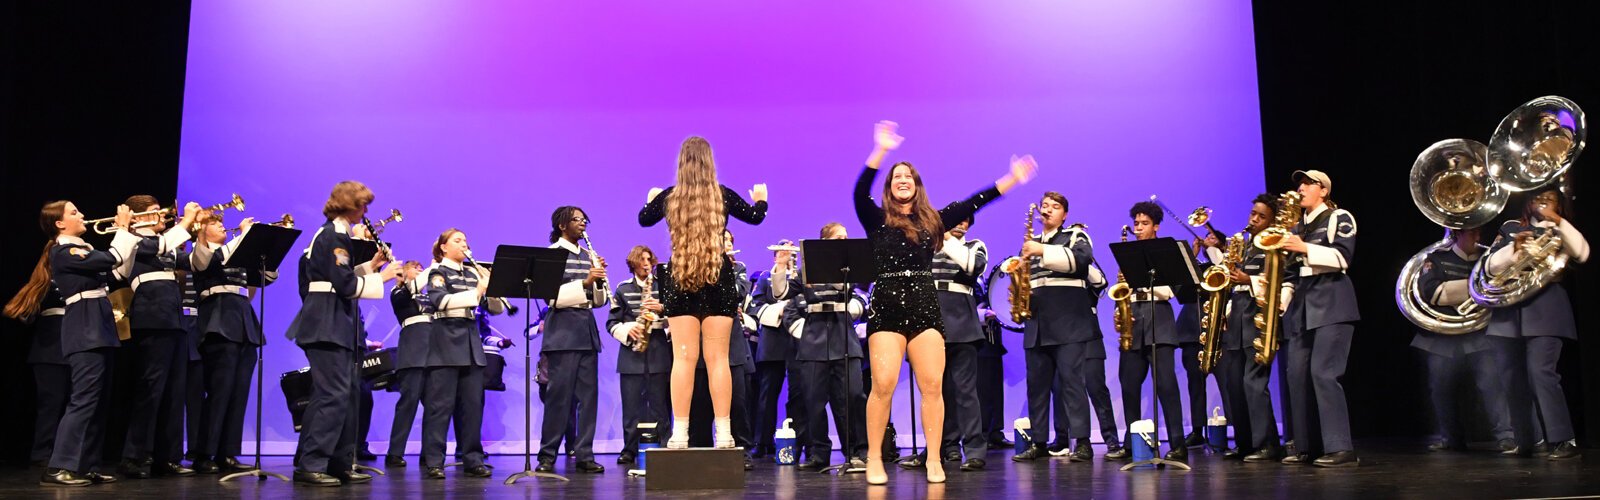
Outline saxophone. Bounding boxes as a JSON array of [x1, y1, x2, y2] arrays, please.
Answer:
[[1197, 232, 1246, 373], [1108, 225, 1134, 351], [1251, 191, 1303, 365], [632, 273, 657, 353], [1005, 204, 1038, 324]]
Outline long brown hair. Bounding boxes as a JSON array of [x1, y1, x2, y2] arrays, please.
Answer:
[[4, 201, 68, 320], [667, 136, 726, 291], [882, 161, 944, 250]]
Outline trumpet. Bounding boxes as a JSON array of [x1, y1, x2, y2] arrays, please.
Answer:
[[227, 213, 295, 234], [90, 194, 245, 235], [368, 209, 403, 236], [1109, 225, 1134, 351], [1149, 195, 1220, 241], [768, 241, 801, 281]]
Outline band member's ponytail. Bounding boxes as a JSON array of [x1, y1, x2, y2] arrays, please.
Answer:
[[4, 201, 69, 320]]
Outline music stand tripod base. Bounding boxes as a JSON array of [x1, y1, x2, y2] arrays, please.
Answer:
[[221, 468, 290, 482], [1119, 457, 1192, 471]]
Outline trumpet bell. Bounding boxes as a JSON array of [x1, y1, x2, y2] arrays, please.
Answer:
[[1488, 95, 1586, 192], [1410, 138, 1506, 229]]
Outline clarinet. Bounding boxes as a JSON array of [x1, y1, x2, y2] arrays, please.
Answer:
[[580, 230, 608, 301]]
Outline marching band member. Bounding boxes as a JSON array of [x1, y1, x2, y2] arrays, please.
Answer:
[[7, 201, 138, 486], [605, 245, 671, 466], [285, 181, 399, 486], [638, 136, 769, 451], [727, 231, 759, 468], [1176, 229, 1225, 450], [933, 214, 990, 470], [1224, 194, 1285, 462], [188, 212, 274, 474], [116, 196, 201, 478], [1412, 226, 1513, 453], [1278, 170, 1360, 467], [750, 240, 801, 460], [536, 206, 608, 474], [1108, 201, 1188, 464], [1011, 192, 1094, 463], [180, 263, 205, 470], [420, 229, 497, 478], [782, 222, 868, 471], [384, 260, 432, 468], [974, 280, 1011, 450], [1490, 187, 1587, 460], [854, 121, 1034, 484]]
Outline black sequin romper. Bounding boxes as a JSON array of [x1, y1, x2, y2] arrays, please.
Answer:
[[639, 184, 767, 319], [855, 165, 1002, 337]]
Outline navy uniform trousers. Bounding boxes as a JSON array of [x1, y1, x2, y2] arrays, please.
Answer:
[[53, 349, 117, 473], [1282, 322, 1355, 454], [1081, 341, 1119, 445], [1218, 347, 1279, 451], [941, 340, 986, 459], [197, 338, 256, 459], [539, 350, 599, 462], [387, 368, 424, 458], [298, 343, 361, 473], [1026, 342, 1090, 446], [124, 328, 189, 464]]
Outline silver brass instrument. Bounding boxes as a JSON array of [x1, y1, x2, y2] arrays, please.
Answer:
[[90, 194, 245, 235], [1396, 139, 1500, 334], [1465, 228, 1569, 311], [767, 241, 801, 281]]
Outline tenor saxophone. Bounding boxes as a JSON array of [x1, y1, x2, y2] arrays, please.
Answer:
[[1005, 204, 1038, 324], [1109, 225, 1134, 351], [1197, 232, 1245, 373], [1251, 191, 1303, 365]]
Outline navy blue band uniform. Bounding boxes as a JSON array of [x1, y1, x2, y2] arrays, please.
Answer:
[[933, 233, 991, 461], [420, 258, 497, 469], [189, 230, 276, 464], [853, 164, 1002, 337], [119, 224, 196, 470], [1018, 223, 1097, 452], [748, 268, 805, 458], [1281, 203, 1359, 456], [1220, 231, 1282, 454], [1116, 267, 1186, 455], [780, 266, 868, 462], [385, 272, 434, 462], [1412, 242, 1513, 448], [28, 289, 71, 464], [537, 237, 609, 464], [48, 230, 139, 474], [638, 184, 768, 318], [606, 273, 672, 457]]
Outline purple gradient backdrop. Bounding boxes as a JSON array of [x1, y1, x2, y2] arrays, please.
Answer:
[[178, 0, 1266, 453]]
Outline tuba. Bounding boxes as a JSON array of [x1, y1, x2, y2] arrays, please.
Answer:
[[1109, 225, 1134, 351], [1395, 139, 1502, 334], [1252, 191, 1301, 365], [1197, 232, 1245, 373], [1005, 204, 1038, 324]]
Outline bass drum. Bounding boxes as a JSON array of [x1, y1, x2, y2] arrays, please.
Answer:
[[483, 351, 508, 391], [983, 265, 1026, 333]]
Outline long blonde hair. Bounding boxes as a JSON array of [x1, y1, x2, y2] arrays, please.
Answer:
[[667, 136, 726, 291]]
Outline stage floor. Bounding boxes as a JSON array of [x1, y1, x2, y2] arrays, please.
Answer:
[[2, 440, 1594, 498]]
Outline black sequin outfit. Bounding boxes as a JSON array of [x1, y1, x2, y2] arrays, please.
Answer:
[[639, 184, 767, 319], [855, 165, 1002, 337]]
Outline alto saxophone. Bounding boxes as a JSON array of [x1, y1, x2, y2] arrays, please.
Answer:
[[633, 273, 656, 353], [1109, 225, 1134, 351], [1251, 191, 1303, 365], [1005, 204, 1038, 324], [1197, 232, 1246, 373]]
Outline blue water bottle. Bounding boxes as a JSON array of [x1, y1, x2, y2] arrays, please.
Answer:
[[636, 421, 660, 471], [1205, 407, 1229, 453], [1129, 420, 1156, 467], [775, 418, 797, 465], [1013, 417, 1032, 454]]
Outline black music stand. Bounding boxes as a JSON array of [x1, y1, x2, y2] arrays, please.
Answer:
[[490, 245, 570, 485], [799, 238, 874, 475], [218, 223, 301, 483], [1109, 237, 1198, 472]]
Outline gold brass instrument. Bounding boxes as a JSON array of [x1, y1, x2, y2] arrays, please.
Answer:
[[768, 241, 801, 281], [90, 194, 245, 235], [1109, 225, 1134, 351], [633, 273, 656, 353], [110, 288, 133, 341], [1004, 204, 1038, 325], [1197, 232, 1245, 373], [227, 213, 295, 234], [368, 209, 403, 236], [1251, 191, 1302, 365]]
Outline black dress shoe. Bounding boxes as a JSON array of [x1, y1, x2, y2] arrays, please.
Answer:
[[1243, 445, 1284, 463], [194, 460, 220, 474], [1164, 447, 1188, 464], [385, 455, 407, 468], [1183, 432, 1206, 449], [616, 453, 636, 465], [465, 465, 493, 477], [84, 471, 118, 484], [154, 461, 196, 476], [424, 466, 445, 479], [119, 458, 152, 479], [1549, 440, 1582, 461], [1313, 450, 1359, 468], [357, 449, 379, 461], [39, 469, 91, 487], [960, 458, 986, 471], [1281, 453, 1312, 465], [1105, 446, 1130, 461], [1222, 448, 1243, 460], [898, 453, 927, 469], [220, 456, 258, 472], [1534, 440, 1550, 453], [1428, 440, 1465, 452], [1070, 439, 1094, 462], [534, 460, 555, 473], [796, 458, 828, 471], [334, 470, 373, 483], [575, 460, 605, 473], [988, 432, 1014, 448], [293, 471, 342, 487], [942, 451, 963, 463], [1011, 445, 1049, 462], [1497, 439, 1517, 452]]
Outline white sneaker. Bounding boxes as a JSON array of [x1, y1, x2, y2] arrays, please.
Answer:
[[667, 433, 689, 449]]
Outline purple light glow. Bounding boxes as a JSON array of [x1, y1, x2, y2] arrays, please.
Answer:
[[179, 0, 1266, 453]]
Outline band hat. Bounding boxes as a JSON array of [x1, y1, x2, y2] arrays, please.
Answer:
[[1292, 169, 1332, 195]]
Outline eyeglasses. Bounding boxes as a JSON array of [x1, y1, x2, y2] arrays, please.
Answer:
[[570, 217, 590, 224]]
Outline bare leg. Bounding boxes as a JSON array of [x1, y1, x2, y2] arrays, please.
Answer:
[[667, 316, 702, 447], [700, 316, 736, 447], [906, 329, 947, 483], [865, 331, 907, 485]]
